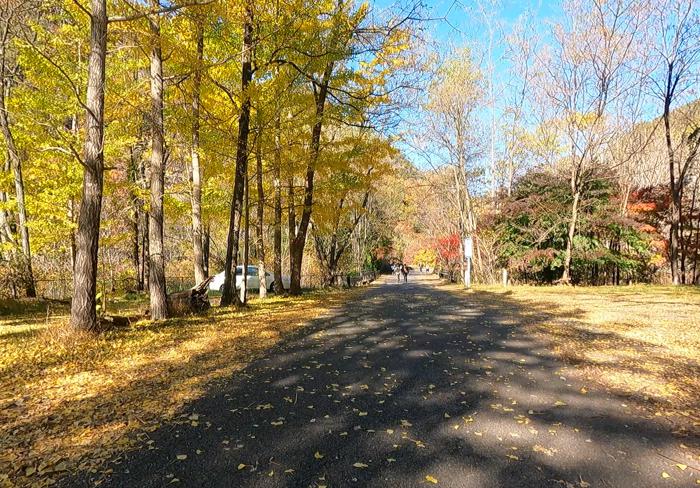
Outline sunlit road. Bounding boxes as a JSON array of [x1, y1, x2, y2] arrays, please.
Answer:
[[66, 273, 695, 487]]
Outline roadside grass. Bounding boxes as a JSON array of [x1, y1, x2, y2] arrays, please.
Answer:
[[0, 288, 354, 488], [452, 283, 700, 433]]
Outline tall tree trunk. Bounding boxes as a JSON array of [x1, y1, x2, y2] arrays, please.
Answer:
[[128, 147, 141, 291], [68, 198, 77, 271], [272, 114, 284, 292], [220, 1, 253, 307], [0, 24, 35, 297], [189, 19, 206, 284], [680, 191, 687, 284], [70, 0, 107, 332], [203, 223, 210, 276], [141, 158, 150, 290], [0, 157, 14, 250], [288, 63, 333, 295], [561, 188, 580, 284], [148, 8, 168, 319], [255, 133, 267, 298], [663, 65, 681, 286], [69, 113, 78, 272], [241, 172, 249, 304], [287, 176, 296, 280]]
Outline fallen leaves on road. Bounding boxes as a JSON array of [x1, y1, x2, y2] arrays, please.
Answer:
[[464, 285, 700, 432], [0, 290, 353, 487]]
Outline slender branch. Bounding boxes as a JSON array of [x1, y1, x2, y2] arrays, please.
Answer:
[[108, 0, 216, 23]]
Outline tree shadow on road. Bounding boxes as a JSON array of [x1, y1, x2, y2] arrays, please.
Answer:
[[60, 278, 697, 487]]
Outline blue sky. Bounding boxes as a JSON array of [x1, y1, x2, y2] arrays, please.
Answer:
[[377, 0, 563, 77], [371, 0, 567, 170]]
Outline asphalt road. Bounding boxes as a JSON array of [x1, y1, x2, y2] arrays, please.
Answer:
[[66, 273, 696, 487]]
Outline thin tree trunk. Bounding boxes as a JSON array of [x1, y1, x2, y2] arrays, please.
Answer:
[[241, 172, 249, 304], [68, 198, 77, 271], [663, 66, 681, 286], [0, 23, 35, 297], [128, 147, 141, 291], [272, 114, 284, 292], [203, 223, 210, 276], [70, 0, 107, 332], [68, 61, 80, 275], [287, 176, 296, 280], [255, 133, 267, 298], [220, 1, 253, 307], [680, 193, 686, 284], [189, 19, 206, 284], [69, 112, 78, 273], [141, 157, 150, 290], [561, 188, 580, 284], [148, 7, 168, 319], [0, 157, 14, 250], [289, 63, 333, 295]]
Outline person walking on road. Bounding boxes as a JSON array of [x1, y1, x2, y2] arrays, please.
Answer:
[[393, 262, 401, 283], [401, 263, 410, 283]]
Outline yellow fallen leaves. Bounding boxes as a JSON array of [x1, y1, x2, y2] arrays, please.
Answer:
[[1, 290, 349, 487], [425, 474, 438, 483], [532, 444, 557, 457], [176, 454, 187, 460], [482, 285, 700, 430], [353, 462, 368, 468], [314, 451, 324, 459]]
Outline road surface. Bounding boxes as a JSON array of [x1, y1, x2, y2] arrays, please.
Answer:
[[66, 273, 696, 487]]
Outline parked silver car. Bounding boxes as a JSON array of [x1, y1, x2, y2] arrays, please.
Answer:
[[208, 265, 290, 293]]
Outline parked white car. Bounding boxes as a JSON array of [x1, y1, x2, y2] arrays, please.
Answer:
[[209, 265, 290, 293]]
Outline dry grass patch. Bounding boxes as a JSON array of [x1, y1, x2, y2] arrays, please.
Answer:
[[463, 284, 700, 433], [0, 289, 355, 488]]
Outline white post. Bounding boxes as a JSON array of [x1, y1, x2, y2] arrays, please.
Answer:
[[464, 236, 473, 289], [502, 268, 508, 287], [465, 257, 472, 289]]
